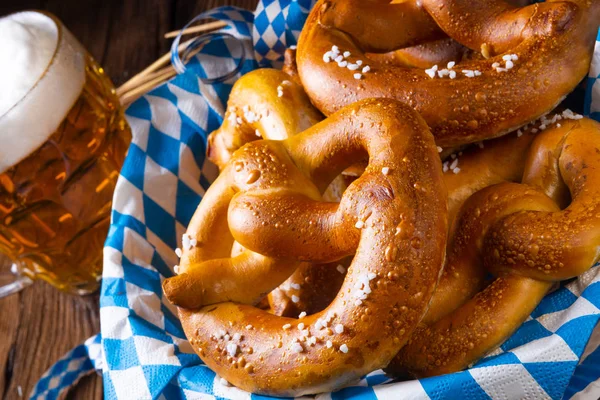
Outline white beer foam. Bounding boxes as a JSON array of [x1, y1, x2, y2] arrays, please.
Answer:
[[0, 12, 85, 173]]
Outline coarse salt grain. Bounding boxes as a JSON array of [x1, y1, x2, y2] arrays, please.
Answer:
[[337, 264, 346, 274], [326, 340, 333, 348], [453, 167, 461, 174], [339, 344, 349, 353], [291, 283, 301, 290], [283, 323, 291, 330], [381, 167, 390, 175], [347, 63, 359, 71], [353, 73, 362, 80], [437, 146, 443, 153], [447, 61, 456, 69], [298, 323, 305, 330], [299, 312, 307, 319], [425, 64, 438, 79], [292, 295, 300, 303], [355, 220, 365, 229], [226, 342, 238, 357], [343, 51, 351, 58], [175, 248, 182, 257], [335, 324, 344, 334], [362, 65, 370, 73], [292, 343, 304, 353], [182, 234, 193, 250], [246, 324, 253, 330], [338, 60, 348, 68]]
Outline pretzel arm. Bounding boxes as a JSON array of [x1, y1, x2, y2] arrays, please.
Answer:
[[485, 119, 600, 280], [208, 69, 323, 169], [230, 192, 358, 262], [316, 0, 443, 52], [424, 182, 559, 324], [421, 0, 572, 54], [389, 275, 551, 377]]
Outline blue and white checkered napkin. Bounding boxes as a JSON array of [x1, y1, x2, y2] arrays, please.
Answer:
[[30, 2, 600, 399]]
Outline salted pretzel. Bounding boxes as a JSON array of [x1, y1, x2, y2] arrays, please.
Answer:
[[207, 68, 322, 170], [274, 118, 541, 318], [297, 0, 600, 146], [388, 117, 600, 377], [163, 99, 447, 395]]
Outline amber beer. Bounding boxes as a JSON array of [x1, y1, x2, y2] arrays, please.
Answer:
[[0, 12, 131, 295]]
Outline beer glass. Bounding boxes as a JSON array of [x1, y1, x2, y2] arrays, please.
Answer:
[[0, 11, 131, 296]]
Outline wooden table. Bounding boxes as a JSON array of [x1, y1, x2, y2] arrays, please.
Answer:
[[0, 1, 257, 399]]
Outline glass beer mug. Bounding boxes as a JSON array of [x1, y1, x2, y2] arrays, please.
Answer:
[[0, 11, 131, 296]]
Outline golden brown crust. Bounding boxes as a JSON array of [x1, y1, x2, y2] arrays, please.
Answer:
[[297, 0, 599, 146], [388, 118, 600, 377], [366, 38, 476, 69], [207, 68, 323, 169], [164, 99, 448, 396]]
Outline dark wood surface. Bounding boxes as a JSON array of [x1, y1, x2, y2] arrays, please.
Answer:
[[0, 1, 257, 399]]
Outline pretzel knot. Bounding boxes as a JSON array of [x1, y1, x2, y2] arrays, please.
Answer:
[[162, 99, 447, 396], [297, 0, 600, 146], [388, 117, 600, 377]]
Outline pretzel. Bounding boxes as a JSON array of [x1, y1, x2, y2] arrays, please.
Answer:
[[162, 99, 447, 395], [207, 68, 322, 170], [388, 117, 600, 377], [275, 120, 541, 318], [296, 0, 600, 146]]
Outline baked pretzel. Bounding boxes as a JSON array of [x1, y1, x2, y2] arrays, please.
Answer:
[[275, 119, 541, 318], [163, 99, 447, 395], [207, 68, 322, 170], [388, 117, 600, 377], [297, 0, 600, 146]]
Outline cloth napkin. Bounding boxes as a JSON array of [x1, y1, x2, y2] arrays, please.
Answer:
[[30, 1, 600, 399]]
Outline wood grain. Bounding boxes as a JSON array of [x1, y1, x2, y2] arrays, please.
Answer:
[[0, 1, 258, 399]]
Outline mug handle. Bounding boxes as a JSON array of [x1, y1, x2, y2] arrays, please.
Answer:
[[0, 263, 33, 298]]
